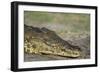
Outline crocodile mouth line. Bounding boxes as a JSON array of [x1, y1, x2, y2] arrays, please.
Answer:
[[24, 41, 81, 58], [25, 48, 81, 58]]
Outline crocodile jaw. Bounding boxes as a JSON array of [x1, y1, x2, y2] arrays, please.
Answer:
[[24, 39, 81, 58], [24, 36, 81, 58], [25, 47, 81, 58]]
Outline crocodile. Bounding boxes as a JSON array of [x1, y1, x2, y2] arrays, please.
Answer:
[[24, 25, 82, 58]]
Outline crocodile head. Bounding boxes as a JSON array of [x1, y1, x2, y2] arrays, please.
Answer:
[[24, 25, 82, 58]]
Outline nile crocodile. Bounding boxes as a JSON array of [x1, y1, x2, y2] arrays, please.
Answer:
[[24, 25, 82, 58]]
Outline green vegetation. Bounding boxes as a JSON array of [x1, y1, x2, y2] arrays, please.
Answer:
[[24, 11, 90, 41], [24, 11, 90, 31]]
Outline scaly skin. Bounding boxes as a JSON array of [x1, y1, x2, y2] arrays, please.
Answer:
[[24, 25, 82, 58]]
